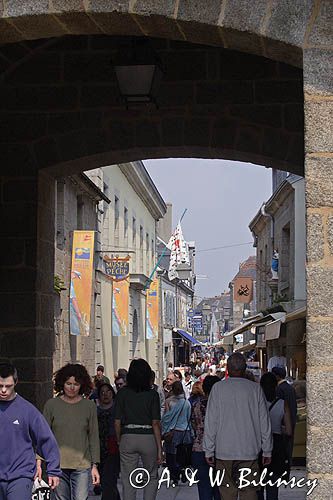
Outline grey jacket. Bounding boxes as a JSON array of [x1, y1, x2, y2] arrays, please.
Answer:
[[203, 377, 273, 460]]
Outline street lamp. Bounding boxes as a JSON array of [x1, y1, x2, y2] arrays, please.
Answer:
[[113, 39, 163, 107]]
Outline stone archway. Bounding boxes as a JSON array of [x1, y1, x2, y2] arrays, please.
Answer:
[[0, 2, 331, 495], [0, 1, 311, 66]]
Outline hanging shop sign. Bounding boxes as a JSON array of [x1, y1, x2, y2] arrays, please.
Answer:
[[70, 230, 95, 336], [192, 314, 203, 333], [233, 277, 253, 303], [103, 255, 130, 281]]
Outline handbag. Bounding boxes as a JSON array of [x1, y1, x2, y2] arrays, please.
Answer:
[[31, 479, 51, 500], [175, 409, 193, 468], [163, 430, 174, 443], [162, 401, 186, 443]]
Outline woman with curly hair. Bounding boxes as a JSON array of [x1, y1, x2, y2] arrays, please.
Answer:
[[114, 359, 162, 500], [42, 363, 100, 500]]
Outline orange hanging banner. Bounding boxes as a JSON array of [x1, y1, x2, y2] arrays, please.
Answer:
[[112, 279, 129, 336], [70, 230, 95, 336]]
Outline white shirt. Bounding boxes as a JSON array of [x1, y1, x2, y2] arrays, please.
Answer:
[[267, 356, 287, 371]]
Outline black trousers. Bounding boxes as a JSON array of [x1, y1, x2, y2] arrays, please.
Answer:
[[101, 454, 121, 500]]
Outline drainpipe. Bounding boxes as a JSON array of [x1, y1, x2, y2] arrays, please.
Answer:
[[260, 203, 275, 306], [261, 203, 274, 248]]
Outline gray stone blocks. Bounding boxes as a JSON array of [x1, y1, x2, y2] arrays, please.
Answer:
[[221, 0, 267, 33], [266, 0, 313, 46], [306, 157, 333, 208], [306, 213, 324, 262], [307, 320, 333, 367], [307, 0, 333, 48], [307, 266, 333, 316], [304, 49, 333, 96], [305, 101, 333, 153], [307, 426, 333, 474]]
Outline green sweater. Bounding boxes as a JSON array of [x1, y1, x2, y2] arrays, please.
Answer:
[[43, 397, 100, 469]]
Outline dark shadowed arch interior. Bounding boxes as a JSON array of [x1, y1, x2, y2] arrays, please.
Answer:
[[0, 35, 303, 179]]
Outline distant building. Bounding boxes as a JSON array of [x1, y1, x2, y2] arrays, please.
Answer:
[[156, 204, 196, 375], [195, 292, 231, 344], [249, 171, 306, 377], [249, 173, 306, 312]]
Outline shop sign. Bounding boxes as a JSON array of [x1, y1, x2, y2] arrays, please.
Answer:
[[233, 277, 253, 303], [103, 255, 130, 281]]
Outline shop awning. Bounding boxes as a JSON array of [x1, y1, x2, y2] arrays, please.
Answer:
[[173, 328, 203, 346], [253, 312, 286, 328], [285, 307, 306, 323], [218, 333, 234, 346], [213, 312, 285, 347], [265, 319, 283, 341], [264, 309, 305, 341], [226, 314, 264, 336], [234, 340, 256, 352]]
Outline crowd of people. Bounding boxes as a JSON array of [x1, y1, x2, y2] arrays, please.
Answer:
[[0, 352, 298, 500]]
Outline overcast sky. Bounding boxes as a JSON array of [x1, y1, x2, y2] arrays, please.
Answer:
[[144, 158, 272, 300]]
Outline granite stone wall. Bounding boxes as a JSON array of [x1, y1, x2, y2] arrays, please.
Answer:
[[0, 3, 332, 493]]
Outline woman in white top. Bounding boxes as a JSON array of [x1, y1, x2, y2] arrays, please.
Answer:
[[258, 372, 292, 500]]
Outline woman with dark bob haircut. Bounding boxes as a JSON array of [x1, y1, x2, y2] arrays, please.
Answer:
[[43, 364, 100, 500], [126, 357, 152, 392], [114, 359, 162, 500]]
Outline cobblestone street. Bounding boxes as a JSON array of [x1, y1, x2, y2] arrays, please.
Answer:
[[89, 467, 308, 500]]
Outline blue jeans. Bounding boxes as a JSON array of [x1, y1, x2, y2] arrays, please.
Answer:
[[0, 478, 33, 500], [52, 468, 90, 500], [192, 451, 221, 500]]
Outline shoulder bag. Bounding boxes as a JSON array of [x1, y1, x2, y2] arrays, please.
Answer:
[[175, 404, 193, 467], [163, 401, 186, 444]]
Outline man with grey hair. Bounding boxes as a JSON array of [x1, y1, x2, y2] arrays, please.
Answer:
[[203, 353, 272, 500]]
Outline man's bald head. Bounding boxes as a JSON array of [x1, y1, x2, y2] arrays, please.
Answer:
[[227, 353, 247, 377]]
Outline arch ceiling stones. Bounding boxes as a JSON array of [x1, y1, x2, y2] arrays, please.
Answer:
[[0, 0, 328, 176]]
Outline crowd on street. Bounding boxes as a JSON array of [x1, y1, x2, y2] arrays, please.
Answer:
[[0, 352, 310, 500]]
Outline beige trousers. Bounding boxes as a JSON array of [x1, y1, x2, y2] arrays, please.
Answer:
[[216, 459, 259, 500], [119, 433, 158, 500]]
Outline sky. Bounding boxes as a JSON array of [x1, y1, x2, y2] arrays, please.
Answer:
[[144, 158, 272, 300]]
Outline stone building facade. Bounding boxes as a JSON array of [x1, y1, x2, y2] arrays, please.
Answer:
[[250, 173, 306, 312], [249, 173, 306, 377], [97, 161, 166, 382], [54, 173, 108, 377]]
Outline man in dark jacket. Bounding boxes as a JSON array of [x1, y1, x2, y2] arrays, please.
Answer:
[[0, 363, 61, 500]]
